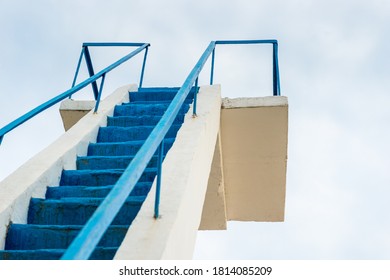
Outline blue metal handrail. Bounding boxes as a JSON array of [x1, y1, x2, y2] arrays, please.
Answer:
[[0, 42, 150, 145], [210, 39, 281, 96], [61, 39, 281, 259]]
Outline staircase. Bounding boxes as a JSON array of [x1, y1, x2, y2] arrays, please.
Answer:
[[0, 87, 195, 260]]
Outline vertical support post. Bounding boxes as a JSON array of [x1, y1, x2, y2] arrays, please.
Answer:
[[0, 135, 3, 145], [70, 48, 85, 96], [192, 77, 199, 117], [83, 46, 100, 100], [154, 140, 164, 219], [272, 42, 281, 96], [210, 48, 215, 85], [94, 74, 106, 113], [139, 47, 149, 88]]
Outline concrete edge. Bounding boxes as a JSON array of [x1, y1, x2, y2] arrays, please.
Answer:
[[59, 100, 96, 110], [222, 96, 288, 109], [0, 84, 136, 249]]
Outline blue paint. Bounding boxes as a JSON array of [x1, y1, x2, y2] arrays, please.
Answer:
[[27, 197, 144, 226], [87, 138, 175, 157], [5, 224, 128, 250], [210, 48, 215, 85], [211, 39, 281, 96], [139, 46, 149, 88], [83, 46, 99, 100], [93, 73, 106, 113], [154, 140, 164, 218], [70, 48, 85, 93]]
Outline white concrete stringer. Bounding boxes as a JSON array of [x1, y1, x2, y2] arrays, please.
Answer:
[[0, 84, 135, 249]]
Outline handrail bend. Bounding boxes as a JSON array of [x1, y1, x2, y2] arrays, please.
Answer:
[[61, 39, 281, 259], [0, 42, 150, 145], [211, 39, 281, 96]]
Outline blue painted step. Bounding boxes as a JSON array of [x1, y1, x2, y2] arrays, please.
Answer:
[[107, 114, 185, 127], [5, 224, 127, 250], [28, 196, 145, 225], [0, 86, 194, 260], [97, 125, 181, 142], [76, 155, 164, 170], [0, 247, 117, 260], [87, 138, 175, 156], [46, 182, 152, 199], [130, 87, 196, 102], [114, 103, 189, 117], [60, 168, 157, 186], [129, 99, 193, 105]]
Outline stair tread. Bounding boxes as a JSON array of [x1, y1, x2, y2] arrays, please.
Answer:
[[5, 224, 128, 250], [97, 125, 181, 142], [60, 168, 157, 186], [31, 195, 146, 204], [28, 197, 144, 225], [46, 183, 152, 199]]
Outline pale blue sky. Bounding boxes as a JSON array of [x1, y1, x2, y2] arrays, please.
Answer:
[[1, 0, 390, 259]]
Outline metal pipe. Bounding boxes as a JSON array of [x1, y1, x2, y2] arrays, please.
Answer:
[[210, 48, 215, 85], [0, 43, 150, 145], [94, 73, 106, 113], [70, 48, 85, 98], [154, 140, 164, 219], [193, 77, 199, 116], [139, 47, 149, 88]]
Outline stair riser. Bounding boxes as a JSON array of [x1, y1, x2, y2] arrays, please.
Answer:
[[114, 104, 189, 117], [46, 183, 152, 199], [60, 170, 157, 186], [5, 225, 127, 250], [97, 125, 181, 143], [28, 198, 143, 225], [87, 140, 174, 156], [107, 114, 184, 127], [0, 87, 193, 260], [130, 88, 195, 102]]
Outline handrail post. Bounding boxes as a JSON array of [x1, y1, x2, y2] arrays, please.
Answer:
[[272, 42, 281, 96], [154, 139, 164, 219], [139, 46, 149, 88], [210, 48, 215, 85], [192, 77, 199, 117], [94, 73, 106, 113], [83, 46, 100, 100], [69, 48, 85, 99]]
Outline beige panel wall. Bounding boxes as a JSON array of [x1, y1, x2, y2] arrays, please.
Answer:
[[221, 98, 288, 222]]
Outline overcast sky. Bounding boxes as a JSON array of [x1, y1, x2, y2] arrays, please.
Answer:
[[1, 0, 390, 259]]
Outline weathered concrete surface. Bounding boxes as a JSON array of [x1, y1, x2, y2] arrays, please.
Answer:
[[198, 133, 227, 230], [199, 96, 288, 229], [59, 100, 95, 131], [221, 96, 288, 222]]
